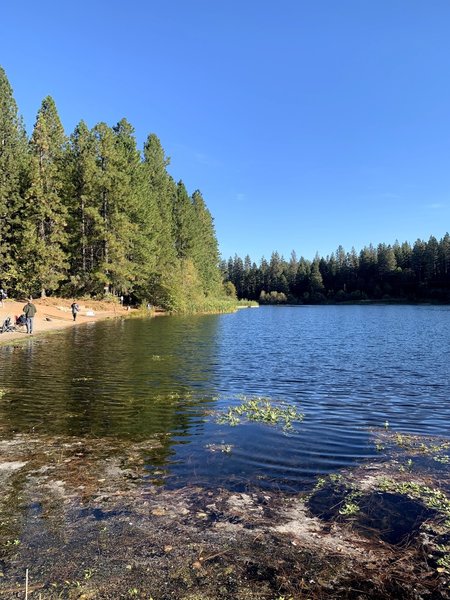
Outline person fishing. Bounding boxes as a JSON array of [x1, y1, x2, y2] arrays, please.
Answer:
[[71, 300, 80, 321], [23, 297, 37, 334]]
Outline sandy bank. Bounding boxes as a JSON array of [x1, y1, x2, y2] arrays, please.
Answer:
[[0, 297, 129, 344]]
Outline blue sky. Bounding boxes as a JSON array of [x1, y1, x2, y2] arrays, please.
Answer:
[[1, 1, 450, 262]]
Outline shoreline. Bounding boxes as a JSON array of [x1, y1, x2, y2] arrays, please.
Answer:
[[0, 297, 130, 345], [0, 428, 448, 598]]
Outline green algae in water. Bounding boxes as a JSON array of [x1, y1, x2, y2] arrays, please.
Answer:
[[216, 396, 303, 431]]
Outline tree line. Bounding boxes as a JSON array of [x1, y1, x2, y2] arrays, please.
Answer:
[[0, 66, 228, 311], [223, 235, 450, 304]]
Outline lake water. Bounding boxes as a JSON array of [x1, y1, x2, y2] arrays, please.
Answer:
[[1, 305, 449, 492]]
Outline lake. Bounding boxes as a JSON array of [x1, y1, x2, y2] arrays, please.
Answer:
[[1, 304, 449, 492]]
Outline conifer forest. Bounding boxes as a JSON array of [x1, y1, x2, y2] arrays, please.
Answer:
[[224, 235, 450, 304], [1, 65, 449, 311], [0, 66, 226, 312]]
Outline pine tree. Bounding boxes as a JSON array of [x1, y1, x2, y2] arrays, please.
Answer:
[[191, 189, 222, 296], [19, 96, 68, 296], [439, 233, 450, 279], [142, 134, 178, 307], [377, 243, 397, 279], [65, 120, 99, 292], [0, 66, 28, 287], [173, 180, 196, 260], [110, 118, 148, 294], [310, 254, 325, 296]]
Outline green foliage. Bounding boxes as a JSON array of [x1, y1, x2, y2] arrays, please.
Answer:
[[18, 96, 68, 296], [0, 65, 228, 312], [338, 489, 363, 516], [225, 235, 450, 304], [217, 396, 303, 431], [259, 290, 287, 304], [0, 66, 29, 287]]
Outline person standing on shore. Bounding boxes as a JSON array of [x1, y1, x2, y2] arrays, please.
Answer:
[[23, 298, 37, 334], [71, 301, 80, 321]]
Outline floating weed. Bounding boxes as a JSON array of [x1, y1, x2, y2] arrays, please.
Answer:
[[312, 474, 343, 493], [216, 396, 303, 431], [84, 568, 95, 580], [437, 554, 450, 574], [399, 458, 414, 473], [313, 477, 327, 491], [434, 455, 450, 464], [373, 431, 450, 465], [338, 489, 363, 517], [151, 355, 162, 361], [152, 391, 194, 404], [205, 443, 234, 454], [339, 501, 360, 516], [393, 433, 450, 457]]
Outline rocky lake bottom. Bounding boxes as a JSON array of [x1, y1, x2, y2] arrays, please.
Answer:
[[1, 427, 450, 599]]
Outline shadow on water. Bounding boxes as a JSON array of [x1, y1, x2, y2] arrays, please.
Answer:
[[308, 484, 436, 545], [0, 315, 221, 439]]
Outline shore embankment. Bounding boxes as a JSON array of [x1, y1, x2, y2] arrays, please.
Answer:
[[0, 297, 131, 344]]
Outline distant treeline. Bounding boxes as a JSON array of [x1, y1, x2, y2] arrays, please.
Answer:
[[224, 235, 450, 304], [0, 66, 228, 312]]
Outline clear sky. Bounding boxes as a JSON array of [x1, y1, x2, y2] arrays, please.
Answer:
[[1, 1, 450, 262]]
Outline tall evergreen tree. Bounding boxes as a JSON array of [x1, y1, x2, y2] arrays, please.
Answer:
[[142, 134, 178, 307], [191, 189, 222, 295], [0, 66, 28, 287], [173, 180, 196, 260], [19, 96, 68, 296], [65, 120, 99, 292], [110, 118, 149, 294]]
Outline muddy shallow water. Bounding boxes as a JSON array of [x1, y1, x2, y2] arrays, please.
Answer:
[[0, 428, 450, 599]]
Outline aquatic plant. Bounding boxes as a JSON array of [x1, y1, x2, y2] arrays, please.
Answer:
[[374, 431, 450, 465], [338, 500, 360, 516], [205, 443, 233, 454], [394, 433, 450, 455], [437, 554, 450, 573], [338, 488, 363, 517], [216, 396, 303, 431]]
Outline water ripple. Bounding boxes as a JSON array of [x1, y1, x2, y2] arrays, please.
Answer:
[[0, 305, 449, 490]]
